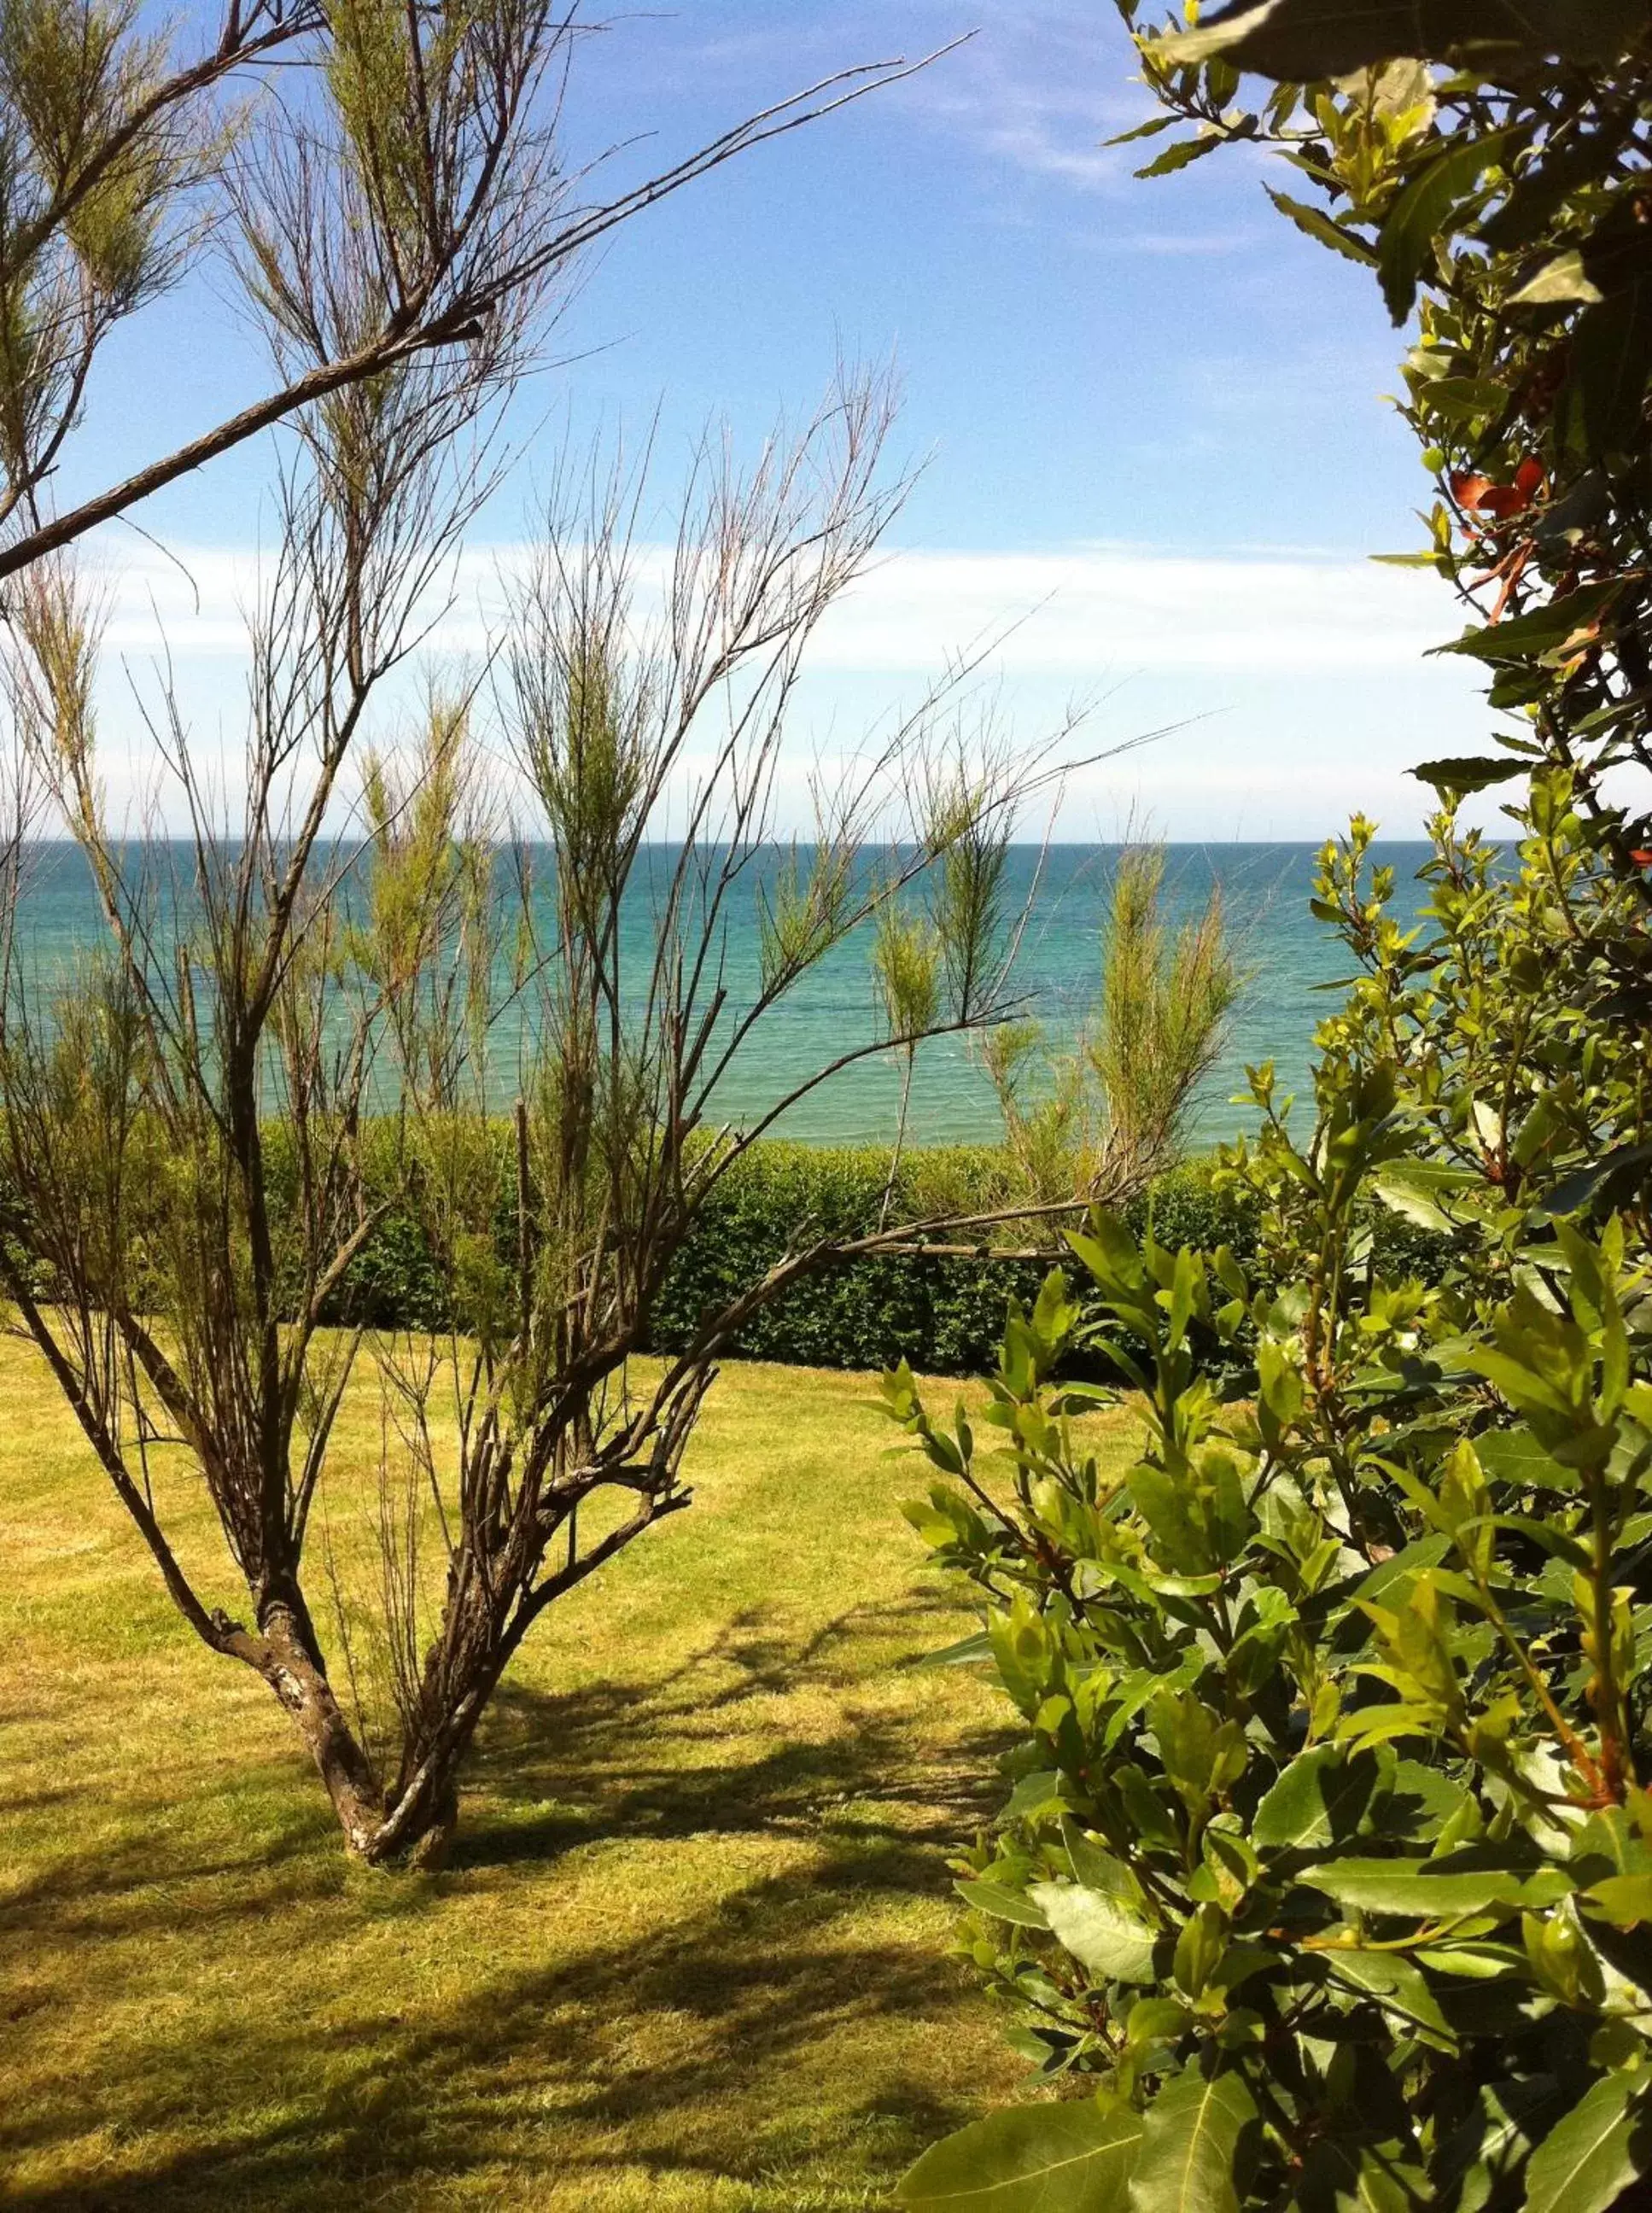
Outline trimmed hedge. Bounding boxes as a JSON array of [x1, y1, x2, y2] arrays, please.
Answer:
[[645, 1146, 1263, 1375], [317, 1136, 1269, 1375], [269, 1133, 1459, 1375], [16, 1126, 1451, 1377]]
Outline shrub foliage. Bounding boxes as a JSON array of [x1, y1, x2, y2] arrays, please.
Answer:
[[890, 815, 1652, 2212], [885, 9, 1652, 2208]]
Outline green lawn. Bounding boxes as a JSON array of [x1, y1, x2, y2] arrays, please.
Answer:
[[0, 1341, 1127, 2210]]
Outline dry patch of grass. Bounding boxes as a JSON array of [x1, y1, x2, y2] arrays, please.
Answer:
[[0, 1340, 1130, 2211]]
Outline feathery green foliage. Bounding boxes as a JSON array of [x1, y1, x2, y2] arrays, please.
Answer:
[[0, 0, 929, 585], [0, 367, 1093, 1867], [986, 846, 1239, 1215]]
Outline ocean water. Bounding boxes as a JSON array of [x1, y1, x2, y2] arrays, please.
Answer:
[[10, 842, 1435, 1147]]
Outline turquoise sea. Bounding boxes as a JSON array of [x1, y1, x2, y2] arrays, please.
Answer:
[[11, 843, 1436, 1147]]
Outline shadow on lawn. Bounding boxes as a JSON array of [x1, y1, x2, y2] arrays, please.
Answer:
[[458, 1589, 1010, 1867], [3, 1594, 1017, 2211], [7, 1854, 985, 2210], [0, 1756, 338, 1951]]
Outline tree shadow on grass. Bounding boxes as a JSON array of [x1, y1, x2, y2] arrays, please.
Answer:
[[0, 1786, 335, 1947], [458, 1589, 1013, 1867], [2, 1594, 1018, 2210], [5, 1844, 992, 2210]]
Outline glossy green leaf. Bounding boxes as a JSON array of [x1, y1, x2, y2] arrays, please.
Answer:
[[958, 1879, 1050, 1930], [1411, 756, 1529, 800], [896, 2099, 1144, 2212], [1435, 2078, 1570, 2213], [1135, 134, 1223, 180], [1421, 375, 1511, 419], [1369, 1156, 1481, 1229], [1542, 1142, 1652, 1220], [1411, 1940, 1525, 1977], [1435, 581, 1620, 663], [1322, 1948, 1456, 2044], [1129, 2069, 1257, 2213], [914, 1630, 995, 1669], [1265, 188, 1375, 266], [1474, 1428, 1572, 1489], [1521, 2071, 1650, 2213], [1296, 2134, 1427, 2213], [1510, 248, 1604, 306], [1584, 1872, 1652, 1926], [1349, 1533, 1453, 1611], [1378, 135, 1509, 322], [1007, 1769, 1068, 1819], [1303, 1859, 1570, 1916], [1103, 114, 1177, 149], [1061, 1818, 1144, 1902], [1253, 1743, 1387, 1851], [1031, 1883, 1159, 1984], [1488, 1512, 1590, 1567], [1388, 1759, 1475, 1841]]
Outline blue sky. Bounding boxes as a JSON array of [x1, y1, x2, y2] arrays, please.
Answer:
[[72, 2, 1493, 838]]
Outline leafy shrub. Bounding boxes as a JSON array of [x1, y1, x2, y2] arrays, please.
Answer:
[[271, 1130, 1281, 1372], [320, 1130, 1444, 1377], [887, 800, 1652, 2212], [879, 10, 1652, 2197]]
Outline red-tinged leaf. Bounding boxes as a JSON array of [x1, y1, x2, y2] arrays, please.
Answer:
[[1451, 471, 1493, 511], [1515, 455, 1545, 499]]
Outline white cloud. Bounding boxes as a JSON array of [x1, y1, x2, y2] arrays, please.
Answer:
[[89, 537, 1460, 677], [640, 3, 1153, 196], [814, 545, 1455, 673], [73, 532, 1487, 840], [1077, 229, 1265, 256], [894, 9, 1143, 193]]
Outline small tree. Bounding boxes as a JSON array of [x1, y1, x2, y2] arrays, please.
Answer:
[[0, 360, 1103, 1865]]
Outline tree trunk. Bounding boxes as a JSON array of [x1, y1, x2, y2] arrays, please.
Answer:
[[227, 1612, 481, 1867], [400, 1778, 460, 1871], [223, 1608, 388, 1857], [371, 1704, 488, 1868]]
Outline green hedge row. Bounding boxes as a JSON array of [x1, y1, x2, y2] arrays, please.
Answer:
[[644, 1146, 1262, 1375], [20, 1127, 1451, 1378], [324, 1136, 1270, 1375], [342, 1139, 1462, 1376]]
